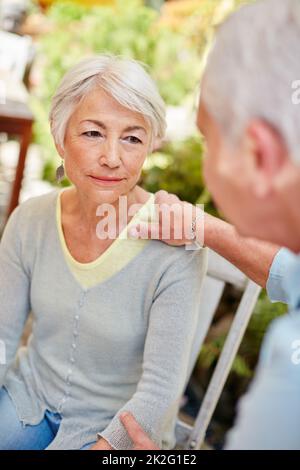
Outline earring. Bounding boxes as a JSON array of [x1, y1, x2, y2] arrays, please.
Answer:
[[56, 159, 65, 183]]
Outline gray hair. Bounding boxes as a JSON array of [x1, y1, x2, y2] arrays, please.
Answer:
[[202, 0, 300, 164], [49, 54, 166, 150]]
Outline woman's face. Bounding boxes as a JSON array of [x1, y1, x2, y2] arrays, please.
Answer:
[[57, 87, 151, 205]]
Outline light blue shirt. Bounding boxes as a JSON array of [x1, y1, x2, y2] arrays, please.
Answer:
[[225, 248, 300, 449]]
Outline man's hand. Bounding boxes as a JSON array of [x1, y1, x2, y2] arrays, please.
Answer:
[[128, 190, 204, 247], [129, 190, 279, 290], [90, 437, 114, 450], [119, 412, 160, 450]]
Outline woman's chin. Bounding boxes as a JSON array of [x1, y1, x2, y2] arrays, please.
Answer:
[[89, 187, 124, 206]]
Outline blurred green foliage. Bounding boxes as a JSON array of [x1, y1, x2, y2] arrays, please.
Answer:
[[141, 135, 218, 216], [142, 137, 204, 202], [39, 0, 200, 106], [198, 290, 288, 379]]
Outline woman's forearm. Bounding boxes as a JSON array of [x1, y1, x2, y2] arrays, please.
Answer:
[[203, 212, 280, 289], [0, 206, 31, 385]]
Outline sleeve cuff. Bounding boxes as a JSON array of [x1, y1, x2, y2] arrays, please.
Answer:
[[266, 247, 295, 304], [97, 410, 159, 450]]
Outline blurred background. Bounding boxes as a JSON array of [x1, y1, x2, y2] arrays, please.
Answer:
[[0, 0, 287, 449]]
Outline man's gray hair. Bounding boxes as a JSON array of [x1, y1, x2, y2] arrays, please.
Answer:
[[202, 0, 300, 164], [49, 54, 166, 150]]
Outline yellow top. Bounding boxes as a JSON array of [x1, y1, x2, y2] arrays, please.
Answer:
[[56, 188, 155, 289]]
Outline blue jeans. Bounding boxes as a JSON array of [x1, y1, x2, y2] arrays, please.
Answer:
[[0, 387, 96, 450]]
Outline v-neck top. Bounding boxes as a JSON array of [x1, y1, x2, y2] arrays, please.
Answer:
[[56, 188, 155, 289], [0, 189, 208, 450]]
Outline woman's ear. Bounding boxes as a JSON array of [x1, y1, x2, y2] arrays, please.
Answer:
[[50, 120, 65, 158], [54, 141, 64, 158], [245, 119, 288, 197]]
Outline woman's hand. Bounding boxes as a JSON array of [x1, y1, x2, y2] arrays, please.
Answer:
[[128, 190, 204, 247], [119, 412, 160, 450]]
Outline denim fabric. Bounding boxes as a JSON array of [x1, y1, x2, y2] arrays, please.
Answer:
[[0, 387, 96, 450]]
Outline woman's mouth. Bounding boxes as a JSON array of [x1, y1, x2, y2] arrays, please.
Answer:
[[88, 175, 125, 186]]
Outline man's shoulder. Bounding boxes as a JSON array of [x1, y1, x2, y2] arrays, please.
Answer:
[[258, 313, 300, 371]]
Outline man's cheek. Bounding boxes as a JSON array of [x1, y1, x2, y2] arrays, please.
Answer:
[[203, 158, 212, 186], [204, 165, 231, 212], [204, 159, 221, 194]]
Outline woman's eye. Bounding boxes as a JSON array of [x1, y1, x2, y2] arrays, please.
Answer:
[[83, 131, 102, 138], [124, 136, 142, 144]]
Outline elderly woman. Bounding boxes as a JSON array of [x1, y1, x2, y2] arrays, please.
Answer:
[[0, 55, 207, 450]]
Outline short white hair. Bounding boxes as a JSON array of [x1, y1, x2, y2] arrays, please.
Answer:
[[49, 54, 166, 150], [202, 0, 300, 164]]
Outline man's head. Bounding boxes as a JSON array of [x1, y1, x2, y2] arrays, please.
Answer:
[[198, 0, 300, 252]]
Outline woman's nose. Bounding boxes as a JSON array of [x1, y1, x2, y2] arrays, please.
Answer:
[[99, 139, 121, 168]]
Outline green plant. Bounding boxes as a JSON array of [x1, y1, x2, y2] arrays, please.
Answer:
[[199, 335, 253, 379], [197, 290, 288, 379], [141, 136, 205, 204]]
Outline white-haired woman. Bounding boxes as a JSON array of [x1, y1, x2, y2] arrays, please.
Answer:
[[0, 55, 207, 450]]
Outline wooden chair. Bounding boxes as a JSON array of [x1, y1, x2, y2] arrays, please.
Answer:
[[175, 248, 261, 450], [0, 30, 34, 223]]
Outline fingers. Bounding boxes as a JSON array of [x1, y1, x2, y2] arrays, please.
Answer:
[[129, 221, 184, 244], [155, 190, 180, 205], [128, 190, 194, 246], [119, 412, 159, 450], [128, 222, 160, 240], [154, 190, 169, 204], [119, 412, 145, 442]]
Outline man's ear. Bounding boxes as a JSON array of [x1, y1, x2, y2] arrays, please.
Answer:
[[245, 119, 288, 197]]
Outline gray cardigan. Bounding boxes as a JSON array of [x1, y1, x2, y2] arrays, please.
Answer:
[[0, 189, 208, 450]]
